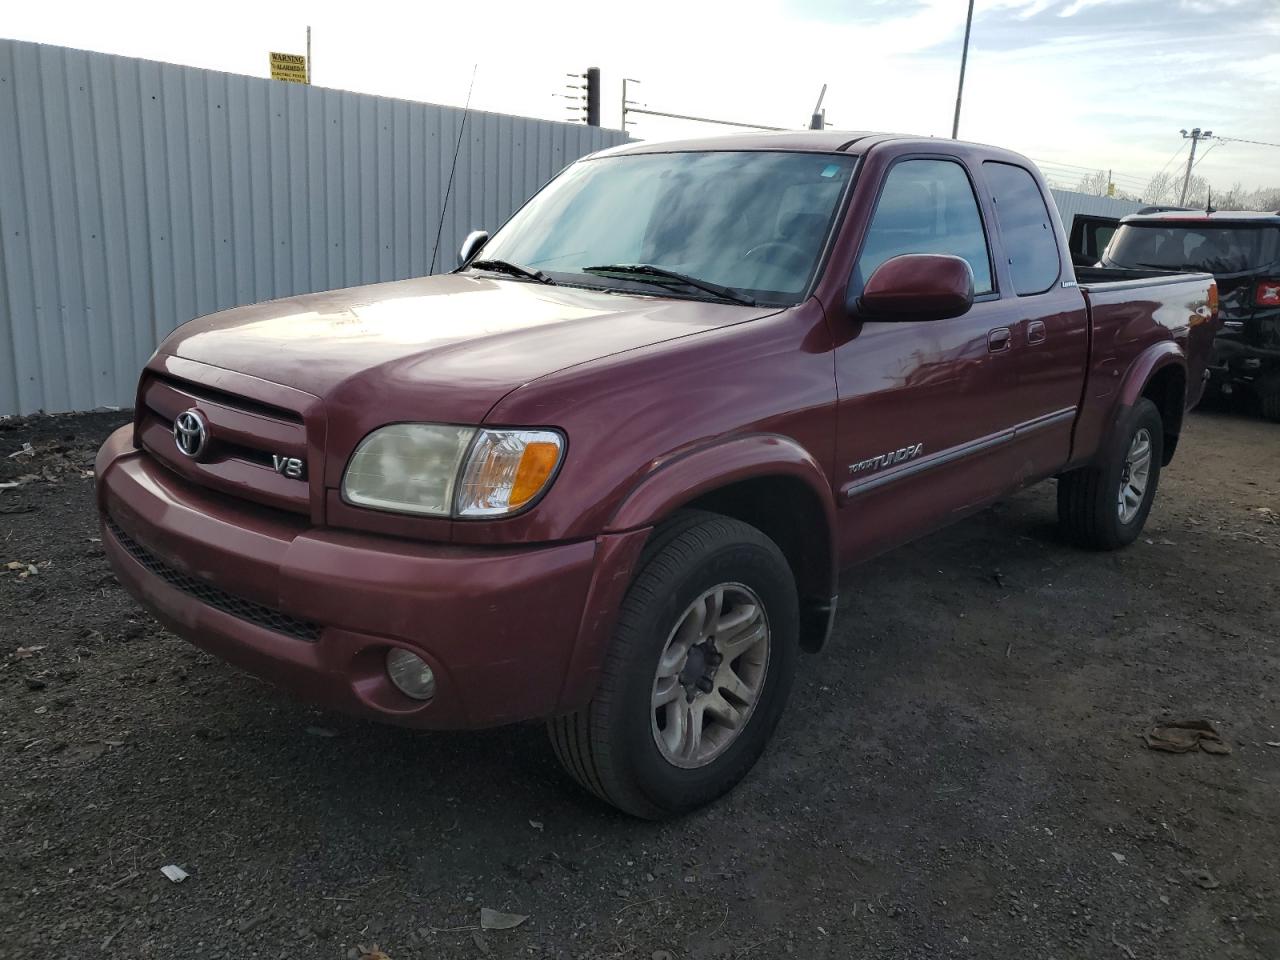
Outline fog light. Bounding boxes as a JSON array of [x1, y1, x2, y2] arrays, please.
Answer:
[[385, 648, 436, 701]]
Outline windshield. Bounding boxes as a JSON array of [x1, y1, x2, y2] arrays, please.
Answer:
[[1103, 223, 1280, 274], [473, 151, 856, 304]]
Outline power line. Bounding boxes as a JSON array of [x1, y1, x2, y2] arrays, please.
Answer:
[[1152, 139, 1188, 181], [1216, 136, 1280, 149]]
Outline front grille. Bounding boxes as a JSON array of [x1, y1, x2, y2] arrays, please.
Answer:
[[150, 373, 304, 423], [106, 520, 321, 642], [136, 373, 313, 515]]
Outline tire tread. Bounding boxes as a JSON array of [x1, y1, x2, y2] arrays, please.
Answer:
[[1057, 398, 1163, 551]]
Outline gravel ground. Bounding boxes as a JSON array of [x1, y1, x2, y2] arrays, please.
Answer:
[[1, 404, 1278, 960]]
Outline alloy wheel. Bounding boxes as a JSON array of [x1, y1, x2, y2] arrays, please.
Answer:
[[650, 583, 770, 769]]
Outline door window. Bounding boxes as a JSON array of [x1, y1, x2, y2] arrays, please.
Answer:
[[854, 159, 993, 295], [984, 162, 1062, 294]]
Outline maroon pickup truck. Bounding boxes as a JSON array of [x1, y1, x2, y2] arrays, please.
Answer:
[[97, 132, 1219, 818]]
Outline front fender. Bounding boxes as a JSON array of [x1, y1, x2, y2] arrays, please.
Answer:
[[556, 435, 838, 713], [605, 433, 838, 535]]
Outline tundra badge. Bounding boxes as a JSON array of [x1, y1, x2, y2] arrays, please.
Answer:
[[849, 442, 923, 475], [272, 455, 305, 480]]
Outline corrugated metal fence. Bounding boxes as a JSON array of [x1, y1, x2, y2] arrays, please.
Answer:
[[0, 39, 626, 416], [1049, 188, 1146, 229]]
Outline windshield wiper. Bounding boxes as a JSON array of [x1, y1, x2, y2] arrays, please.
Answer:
[[468, 259, 554, 284], [582, 263, 757, 306]]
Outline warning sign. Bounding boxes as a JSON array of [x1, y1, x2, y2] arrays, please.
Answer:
[[269, 52, 309, 84]]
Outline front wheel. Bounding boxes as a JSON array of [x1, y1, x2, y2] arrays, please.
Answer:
[[1057, 397, 1164, 550], [548, 512, 798, 819]]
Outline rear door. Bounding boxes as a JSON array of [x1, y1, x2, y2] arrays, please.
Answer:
[[831, 156, 1028, 563], [981, 161, 1089, 477], [1067, 215, 1119, 267]]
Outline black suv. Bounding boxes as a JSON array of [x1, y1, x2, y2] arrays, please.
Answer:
[[1101, 210, 1280, 419]]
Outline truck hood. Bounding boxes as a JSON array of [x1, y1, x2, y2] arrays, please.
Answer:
[[163, 273, 770, 423]]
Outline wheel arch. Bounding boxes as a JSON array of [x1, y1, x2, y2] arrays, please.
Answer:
[[605, 434, 839, 652], [1118, 343, 1187, 466]]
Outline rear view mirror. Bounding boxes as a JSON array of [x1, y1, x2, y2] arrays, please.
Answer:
[[458, 230, 489, 268], [856, 253, 975, 321]]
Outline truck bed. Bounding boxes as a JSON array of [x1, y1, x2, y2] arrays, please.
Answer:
[[1068, 269, 1218, 466]]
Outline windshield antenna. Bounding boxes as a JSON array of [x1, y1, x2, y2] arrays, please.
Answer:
[[430, 64, 478, 276]]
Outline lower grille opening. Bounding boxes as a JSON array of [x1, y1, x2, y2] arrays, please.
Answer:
[[106, 520, 321, 642]]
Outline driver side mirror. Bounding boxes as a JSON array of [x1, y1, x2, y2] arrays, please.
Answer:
[[854, 253, 975, 321], [458, 229, 489, 269]]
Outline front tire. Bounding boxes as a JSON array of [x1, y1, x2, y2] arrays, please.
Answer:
[[548, 512, 798, 819], [1057, 397, 1163, 550]]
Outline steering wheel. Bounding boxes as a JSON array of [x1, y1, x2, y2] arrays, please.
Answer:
[[741, 240, 810, 270]]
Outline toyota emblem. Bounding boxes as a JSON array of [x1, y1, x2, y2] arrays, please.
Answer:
[[173, 409, 209, 459]]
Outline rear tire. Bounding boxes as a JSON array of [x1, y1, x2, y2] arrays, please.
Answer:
[[1259, 379, 1280, 423], [1057, 398, 1163, 550], [548, 512, 798, 819]]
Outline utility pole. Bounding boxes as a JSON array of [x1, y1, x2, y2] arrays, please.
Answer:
[[621, 78, 640, 135], [560, 69, 599, 125], [951, 0, 975, 139], [1179, 127, 1213, 205], [809, 84, 827, 130], [585, 67, 601, 126]]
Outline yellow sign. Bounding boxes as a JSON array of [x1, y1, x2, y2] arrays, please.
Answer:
[[269, 52, 308, 84]]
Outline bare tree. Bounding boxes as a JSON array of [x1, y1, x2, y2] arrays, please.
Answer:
[[1245, 186, 1280, 209], [1182, 175, 1212, 208], [1076, 169, 1110, 197], [1143, 172, 1178, 205], [1216, 182, 1247, 209]]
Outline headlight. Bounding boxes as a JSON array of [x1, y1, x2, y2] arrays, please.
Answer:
[[341, 423, 564, 518]]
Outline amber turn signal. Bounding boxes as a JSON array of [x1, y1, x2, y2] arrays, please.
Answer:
[[454, 429, 565, 517]]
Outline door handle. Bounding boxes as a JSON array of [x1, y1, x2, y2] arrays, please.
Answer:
[[1027, 320, 1047, 345], [987, 327, 1012, 352]]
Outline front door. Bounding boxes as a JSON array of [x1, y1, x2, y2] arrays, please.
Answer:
[[829, 156, 1028, 566]]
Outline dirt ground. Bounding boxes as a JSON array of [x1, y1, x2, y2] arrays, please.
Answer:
[[1, 404, 1277, 960]]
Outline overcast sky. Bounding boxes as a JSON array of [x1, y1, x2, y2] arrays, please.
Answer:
[[6, 0, 1279, 193]]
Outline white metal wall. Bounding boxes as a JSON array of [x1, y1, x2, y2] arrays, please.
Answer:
[[0, 39, 626, 416], [1049, 188, 1146, 229]]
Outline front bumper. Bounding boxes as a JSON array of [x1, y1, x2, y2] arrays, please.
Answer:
[[96, 426, 649, 729]]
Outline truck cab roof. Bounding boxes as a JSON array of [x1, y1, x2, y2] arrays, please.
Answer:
[[592, 130, 1039, 167]]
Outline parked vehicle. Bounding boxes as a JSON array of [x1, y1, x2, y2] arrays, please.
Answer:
[[96, 132, 1220, 818], [1099, 210, 1280, 418]]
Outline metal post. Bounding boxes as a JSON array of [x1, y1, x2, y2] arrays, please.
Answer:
[[306, 26, 311, 84], [622, 78, 639, 135], [951, 0, 975, 139]]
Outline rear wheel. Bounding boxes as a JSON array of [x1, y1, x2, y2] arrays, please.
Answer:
[[1057, 398, 1163, 550], [548, 512, 798, 819], [1258, 378, 1280, 423]]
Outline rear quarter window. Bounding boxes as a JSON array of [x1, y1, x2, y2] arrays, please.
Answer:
[[983, 162, 1062, 295]]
